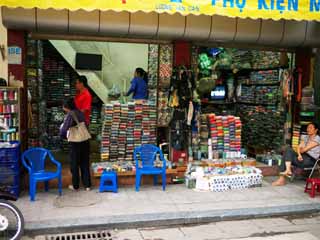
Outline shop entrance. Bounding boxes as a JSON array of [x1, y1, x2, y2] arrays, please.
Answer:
[[25, 38, 154, 187]]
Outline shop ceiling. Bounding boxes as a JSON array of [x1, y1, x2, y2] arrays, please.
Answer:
[[2, 7, 320, 48]]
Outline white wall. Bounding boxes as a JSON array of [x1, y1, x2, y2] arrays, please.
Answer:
[[68, 41, 149, 92], [0, 10, 8, 80]]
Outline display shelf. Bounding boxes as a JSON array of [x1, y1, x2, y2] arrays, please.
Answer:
[[201, 100, 235, 105], [238, 82, 280, 86], [0, 88, 21, 142], [216, 66, 286, 73], [236, 101, 278, 106]]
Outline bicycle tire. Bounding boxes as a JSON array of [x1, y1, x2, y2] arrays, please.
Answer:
[[0, 200, 24, 240]]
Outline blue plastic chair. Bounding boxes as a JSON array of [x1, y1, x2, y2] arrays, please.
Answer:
[[134, 144, 166, 192], [99, 171, 118, 193], [22, 148, 62, 201]]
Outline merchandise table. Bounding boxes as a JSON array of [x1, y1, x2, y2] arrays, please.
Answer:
[[185, 158, 263, 192], [93, 168, 179, 186]]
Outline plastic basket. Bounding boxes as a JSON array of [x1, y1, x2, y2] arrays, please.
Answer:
[[0, 141, 20, 163], [0, 173, 20, 187], [0, 185, 19, 198], [0, 161, 20, 175]]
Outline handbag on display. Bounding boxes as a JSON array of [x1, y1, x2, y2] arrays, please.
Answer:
[[67, 111, 91, 142]]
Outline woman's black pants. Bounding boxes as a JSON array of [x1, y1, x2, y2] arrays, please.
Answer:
[[279, 146, 316, 172], [70, 140, 91, 189]]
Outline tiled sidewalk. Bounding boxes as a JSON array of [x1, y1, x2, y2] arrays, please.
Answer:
[[16, 178, 320, 234]]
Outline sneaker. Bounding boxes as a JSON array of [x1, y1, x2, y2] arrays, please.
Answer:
[[85, 187, 91, 191], [68, 185, 78, 191]]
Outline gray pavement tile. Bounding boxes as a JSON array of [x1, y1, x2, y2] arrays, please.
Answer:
[[251, 218, 293, 229], [292, 217, 320, 225], [228, 232, 319, 240], [140, 228, 185, 240], [215, 220, 262, 238], [181, 224, 229, 240], [114, 229, 144, 240]]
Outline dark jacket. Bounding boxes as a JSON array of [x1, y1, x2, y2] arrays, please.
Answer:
[[60, 110, 86, 139]]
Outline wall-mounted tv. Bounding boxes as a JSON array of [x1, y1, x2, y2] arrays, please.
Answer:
[[210, 85, 226, 100], [75, 53, 102, 71]]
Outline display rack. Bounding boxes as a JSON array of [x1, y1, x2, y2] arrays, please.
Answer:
[[26, 39, 46, 147], [0, 87, 21, 142]]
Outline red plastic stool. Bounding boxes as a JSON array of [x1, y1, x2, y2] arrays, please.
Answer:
[[305, 178, 320, 198]]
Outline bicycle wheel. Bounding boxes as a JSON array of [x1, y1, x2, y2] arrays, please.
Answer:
[[0, 200, 24, 240]]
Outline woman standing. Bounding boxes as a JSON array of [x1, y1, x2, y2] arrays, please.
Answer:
[[60, 98, 91, 191], [126, 68, 148, 100], [273, 122, 320, 186]]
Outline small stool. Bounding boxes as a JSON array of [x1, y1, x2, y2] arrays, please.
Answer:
[[304, 178, 320, 198], [99, 171, 118, 193]]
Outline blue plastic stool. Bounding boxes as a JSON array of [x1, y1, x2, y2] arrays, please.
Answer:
[[99, 171, 118, 193]]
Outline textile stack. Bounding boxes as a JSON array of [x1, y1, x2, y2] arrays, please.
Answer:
[[252, 51, 281, 69], [255, 86, 279, 105], [134, 103, 143, 148], [241, 110, 285, 151], [126, 103, 135, 161], [291, 124, 301, 152], [101, 104, 113, 161], [237, 85, 279, 105], [237, 86, 255, 103], [147, 44, 159, 103], [300, 87, 315, 111], [158, 44, 173, 126], [118, 104, 128, 161], [42, 41, 77, 151], [26, 39, 46, 147], [216, 116, 224, 151], [249, 70, 279, 84], [208, 114, 217, 151], [207, 114, 242, 154], [142, 102, 156, 145], [230, 49, 253, 69], [110, 103, 121, 161], [199, 115, 209, 158], [100, 101, 157, 161], [89, 105, 101, 136]]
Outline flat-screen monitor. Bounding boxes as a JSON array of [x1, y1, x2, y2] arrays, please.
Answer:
[[75, 53, 102, 71], [211, 85, 226, 100]]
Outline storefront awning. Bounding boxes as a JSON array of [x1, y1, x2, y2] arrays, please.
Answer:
[[1, 0, 320, 21]]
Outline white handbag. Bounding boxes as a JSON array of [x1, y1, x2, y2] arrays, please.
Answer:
[[67, 111, 91, 142]]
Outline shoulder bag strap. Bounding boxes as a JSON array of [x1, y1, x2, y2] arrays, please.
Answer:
[[70, 111, 80, 125]]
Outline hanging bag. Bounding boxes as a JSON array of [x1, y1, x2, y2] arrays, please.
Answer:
[[67, 111, 91, 142]]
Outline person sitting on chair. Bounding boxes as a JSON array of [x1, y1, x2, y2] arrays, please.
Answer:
[[273, 122, 320, 186]]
